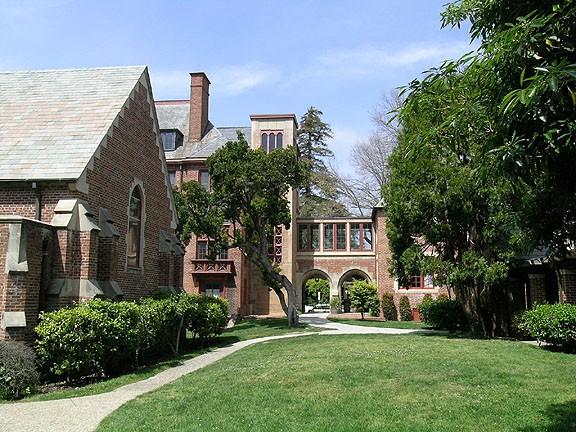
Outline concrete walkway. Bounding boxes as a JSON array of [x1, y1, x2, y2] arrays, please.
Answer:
[[0, 313, 430, 432]]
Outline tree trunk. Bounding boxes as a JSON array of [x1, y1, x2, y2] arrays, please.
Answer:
[[456, 281, 492, 337]]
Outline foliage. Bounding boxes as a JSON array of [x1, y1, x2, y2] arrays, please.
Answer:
[[381, 292, 398, 321], [399, 295, 413, 321], [0, 341, 40, 400], [417, 297, 468, 332], [437, 1, 576, 259], [348, 280, 380, 320], [173, 133, 307, 326], [516, 303, 576, 352], [305, 278, 330, 306], [297, 107, 347, 217], [35, 295, 229, 381]]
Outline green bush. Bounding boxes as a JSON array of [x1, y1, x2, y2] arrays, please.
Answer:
[[0, 341, 40, 400], [381, 292, 398, 321], [348, 280, 380, 320], [36, 294, 230, 381], [516, 303, 576, 352], [417, 297, 468, 331], [399, 296, 413, 321]]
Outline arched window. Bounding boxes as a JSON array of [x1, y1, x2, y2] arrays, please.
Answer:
[[277, 133, 283, 149], [261, 133, 268, 153], [127, 186, 143, 268]]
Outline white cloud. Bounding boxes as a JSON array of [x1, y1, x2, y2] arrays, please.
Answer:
[[209, 62, 279, 98], [308, 41, 475, 79], [150, 62, 279, 100]]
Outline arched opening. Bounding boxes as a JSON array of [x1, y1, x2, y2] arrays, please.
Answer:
[[300, 270, 331, 313], [338, 270, 371, 313]]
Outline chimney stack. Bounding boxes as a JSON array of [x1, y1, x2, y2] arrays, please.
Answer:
[[189, 72, 210, 142]]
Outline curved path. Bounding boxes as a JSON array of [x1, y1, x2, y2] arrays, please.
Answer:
[[0, 314, 431, 432]]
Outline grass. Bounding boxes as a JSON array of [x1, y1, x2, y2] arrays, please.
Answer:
[[97, 333, 576, 432], [328, 316, 432, 330], [9, 317, 313, 403]]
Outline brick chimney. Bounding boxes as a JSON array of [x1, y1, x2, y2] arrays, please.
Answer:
[[189, 72, 210, 142]]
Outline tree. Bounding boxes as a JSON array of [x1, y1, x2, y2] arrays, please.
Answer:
[[174, 134, 307, 326], [305, 278, 330, 306], [386, 62, 525, 336], [348, 280, 379, 320], [439, 0, 576, 257], [385, 0, 576, 336], [297, 107, 348, 217]]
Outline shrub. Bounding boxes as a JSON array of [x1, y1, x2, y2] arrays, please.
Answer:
[[399, 296, 413, 321], [516, 303, 576, 352], [348, 280, 380, 320], [36, 294, 230, 381], [0, 341, 40, 400], [381, 292, 398, 321], [417, 297, 468, 331]]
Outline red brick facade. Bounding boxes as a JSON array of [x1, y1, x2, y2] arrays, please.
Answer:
[[0, 69, 183, 342]]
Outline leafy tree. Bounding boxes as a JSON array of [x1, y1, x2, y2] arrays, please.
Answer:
[[386, 0, 576, 336], [174, 134, 307, 326], [348, 280, 379, 320], [439, 0, 576, 257], [305, 278, 330, 306], [386, 62, 525, 336], [297, 107, 348, 217]]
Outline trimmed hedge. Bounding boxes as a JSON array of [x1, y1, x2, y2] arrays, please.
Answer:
[[381, 292, 398, 321], [516, 303, 576, 352], [399, 296, 413, 321], [417, 297, 468, 331], [35, 294, 229, 381], [0, 341, 40, 400]]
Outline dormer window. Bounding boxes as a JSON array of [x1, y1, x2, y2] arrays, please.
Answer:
[[161, 129, 184, 151]]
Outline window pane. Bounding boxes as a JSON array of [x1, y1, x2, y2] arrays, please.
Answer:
[[200, 171, 210, 191], [269, 133, 276, 151], [161, 132, 175, 151], [261, 133, 268, 152], [219, 248, 229, 260], [277, 133, 283, 149], [363, 224, 373, 250], [311, 224, 319, 250], [127, 187, 142, 267], [336, 224, 346, 250], [324, 224, 334, 250], [298, 224, 308, 250], [198, 242, 208, 259], [350, 224, 360, 250], [168, 172, 175, 187]]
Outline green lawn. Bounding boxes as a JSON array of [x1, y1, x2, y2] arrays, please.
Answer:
[[97, 334, 576, 432], [328, 316, 432, 330]]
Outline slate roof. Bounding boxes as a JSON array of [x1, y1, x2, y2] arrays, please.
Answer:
[[0, 66, 147, 181], [156, 100, 251, 160]]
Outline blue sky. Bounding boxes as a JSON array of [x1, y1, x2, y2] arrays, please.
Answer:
[[0, 0, 475, 174]]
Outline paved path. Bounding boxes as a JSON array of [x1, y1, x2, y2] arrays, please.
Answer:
[[0, 314, 431, 432]]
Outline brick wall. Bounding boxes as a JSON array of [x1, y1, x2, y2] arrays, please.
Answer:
[[0, 219, 52, 342]]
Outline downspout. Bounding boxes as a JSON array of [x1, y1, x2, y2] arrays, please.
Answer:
[[32, 182, 42, 220]]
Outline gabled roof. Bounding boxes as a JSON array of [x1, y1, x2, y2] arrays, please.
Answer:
[[156, 100, 251, 160], [0, 66, 148, 181]]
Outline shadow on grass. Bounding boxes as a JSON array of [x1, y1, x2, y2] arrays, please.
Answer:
[[519, 400, 576, 432]]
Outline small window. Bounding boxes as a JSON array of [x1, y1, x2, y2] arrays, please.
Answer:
[[199, 170, 210, 191], [127, 186, 143, 268], [168, 172, 176, 187], [324, 224, 334, 250], [261, 133, 268, 152], [277, 133, 283, 149], [161, 129, 184, 151]]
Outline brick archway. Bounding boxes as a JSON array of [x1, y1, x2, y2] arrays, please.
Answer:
[[300, 269, 332, 311], [338, 270, 371, 313]]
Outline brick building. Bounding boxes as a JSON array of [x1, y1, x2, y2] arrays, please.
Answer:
[[157, 73, 447, 319], [0, 66, 183, 342]]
